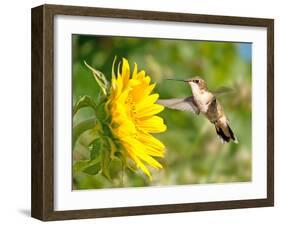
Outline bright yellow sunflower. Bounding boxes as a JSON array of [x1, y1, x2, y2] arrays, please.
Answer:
[[107, 58, 167, 179]]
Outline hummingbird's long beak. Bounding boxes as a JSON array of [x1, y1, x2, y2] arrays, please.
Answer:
[[166, 78, 192, 83]]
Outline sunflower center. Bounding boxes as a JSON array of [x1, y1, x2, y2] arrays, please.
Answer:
[[125, 94, 144, 139], [125, 94, 138, 122]]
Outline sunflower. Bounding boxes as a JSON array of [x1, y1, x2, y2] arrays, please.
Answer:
[[107, 58, 167, 179]]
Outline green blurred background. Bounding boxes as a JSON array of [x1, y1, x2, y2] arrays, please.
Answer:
[[72, 35, 252, 189]]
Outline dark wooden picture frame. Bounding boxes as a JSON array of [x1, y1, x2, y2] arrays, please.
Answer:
[[31, 4, 274, 221]]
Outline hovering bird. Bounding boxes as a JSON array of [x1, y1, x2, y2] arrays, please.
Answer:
[[157, 77, 238, 143]]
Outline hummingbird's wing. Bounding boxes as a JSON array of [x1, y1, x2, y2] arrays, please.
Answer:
[[212, 86, 234, 96], [157, 96, 200, 114]]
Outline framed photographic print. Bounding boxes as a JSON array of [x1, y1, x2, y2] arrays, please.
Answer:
[[31, 4, 274, 221]]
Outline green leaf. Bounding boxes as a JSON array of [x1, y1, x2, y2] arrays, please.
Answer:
[[106, 137, 117, 159], [83, 163, 101, 175], [73, 160, 92, 172], [73, 95, 97, 115], [96, 102, 108, 122], [72, 118, 97, 147], [89, 138, 102, 160], [84, 61, 109, 95], [101, 149, 112, 180], [73, 158, 101, 173]]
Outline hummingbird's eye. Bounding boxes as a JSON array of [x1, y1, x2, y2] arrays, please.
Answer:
[[194, 80, 199, 83]]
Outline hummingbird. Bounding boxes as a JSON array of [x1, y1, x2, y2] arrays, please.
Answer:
[[157, 76, 238, 143]]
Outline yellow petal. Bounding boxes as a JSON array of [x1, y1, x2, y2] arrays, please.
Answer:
[[137, 133, 165, 157], [137, 132, 165, 150], [127, 138, 163, 168], [137, 104, 164, 118], [136, 94, 159, 111], [124, 141, 152, 179], [121, 58, 130, 87], [132, 63, 138, 79], [136, 70, 145, 80], [137, 116, 167, 133], [145, 146, 164, 157]]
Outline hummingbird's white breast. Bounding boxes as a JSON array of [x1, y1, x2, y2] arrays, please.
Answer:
[[190, 83, 213, 113]]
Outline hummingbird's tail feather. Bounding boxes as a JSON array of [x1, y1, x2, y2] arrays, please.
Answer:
[[227, 124, 239, 144], [214, 123, 238, 144]]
